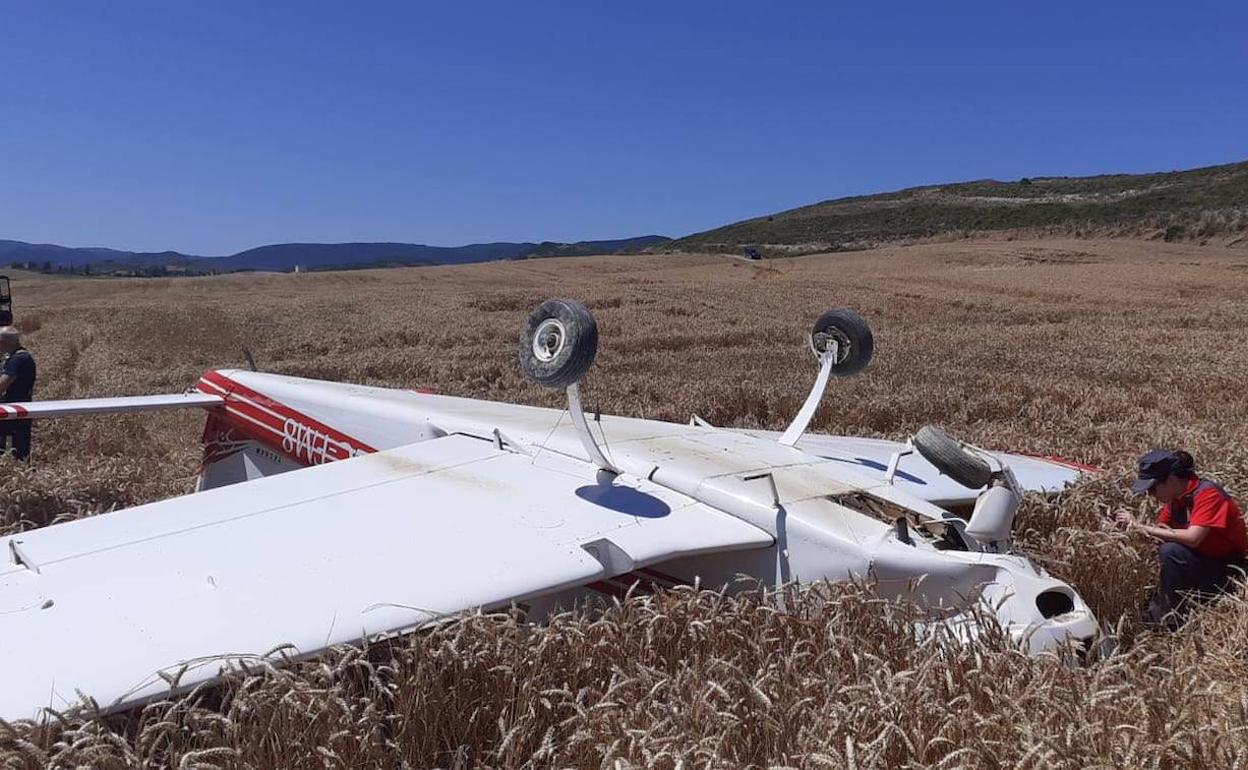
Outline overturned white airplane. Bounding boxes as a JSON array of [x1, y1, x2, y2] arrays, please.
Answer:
[[0, 300, 1099, 721]]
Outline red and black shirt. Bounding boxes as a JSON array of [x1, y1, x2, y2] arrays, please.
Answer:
[[1159, 477, 1248, 560]]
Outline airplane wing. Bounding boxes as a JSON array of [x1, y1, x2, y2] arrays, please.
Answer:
[[748, 432, 1097, 506], [0, 392, 222, 420], [0, 433, 770, 722]]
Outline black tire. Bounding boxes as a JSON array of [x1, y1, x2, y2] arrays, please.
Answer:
[[913, 425, 993, 489], [518, 299, 599, 389], [811, 308, 874, 376]]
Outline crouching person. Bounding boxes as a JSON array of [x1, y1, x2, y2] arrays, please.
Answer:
[[1115, 449, 1248, 628]]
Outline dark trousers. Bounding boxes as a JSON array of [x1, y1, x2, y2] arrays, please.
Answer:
[[1148, 542, 1246, 627], [0, 420, 31, 460]]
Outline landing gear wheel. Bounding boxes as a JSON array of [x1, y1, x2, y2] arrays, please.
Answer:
[[810, 309, 874, 376], [518, 299, 599, 389], [913, 425, 993, 489]]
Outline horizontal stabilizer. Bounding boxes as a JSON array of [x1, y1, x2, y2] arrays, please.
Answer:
[[0, 392, 223, 420]]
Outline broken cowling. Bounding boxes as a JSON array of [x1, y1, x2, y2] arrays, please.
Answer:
[[912, 425, 1021, 553], [965, 483, 1019, 552]]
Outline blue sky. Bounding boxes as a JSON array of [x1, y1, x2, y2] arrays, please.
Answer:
[[1, 2, 1244, 255]]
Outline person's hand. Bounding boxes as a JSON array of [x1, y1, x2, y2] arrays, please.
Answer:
[[1114, 511, 1137, 530]]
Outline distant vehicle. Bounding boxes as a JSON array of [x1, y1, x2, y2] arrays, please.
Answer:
[[742, 247, 762, 260], [0, 300, 1099, 721], [0, 275, 11, 325]]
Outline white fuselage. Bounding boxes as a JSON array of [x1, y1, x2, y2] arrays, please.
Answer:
[[194, 369, 1099, 653]]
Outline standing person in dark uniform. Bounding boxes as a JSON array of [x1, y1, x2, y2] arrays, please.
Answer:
[[1115, 449, 1248, 628], [0, 327, 36, 460]]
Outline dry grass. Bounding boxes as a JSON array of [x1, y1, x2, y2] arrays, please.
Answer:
[[3, 238, 1248, 767]]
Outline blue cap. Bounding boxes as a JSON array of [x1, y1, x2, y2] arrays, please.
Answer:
[[1133, 449, 1179, 494]]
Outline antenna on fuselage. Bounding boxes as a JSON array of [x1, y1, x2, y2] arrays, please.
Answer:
[[777, 308, 874, 447], [518, 299, 618, 475]]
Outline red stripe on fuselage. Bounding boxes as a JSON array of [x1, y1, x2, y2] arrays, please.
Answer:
[[196, 370, 377, 468], [1018, 452, 1103, 474]]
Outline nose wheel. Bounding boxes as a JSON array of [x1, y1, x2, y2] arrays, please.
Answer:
[[912, 425, 994, 489]]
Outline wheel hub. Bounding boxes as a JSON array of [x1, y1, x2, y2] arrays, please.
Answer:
[[532, 318, 567, 362], [811, 329, 850, 361]]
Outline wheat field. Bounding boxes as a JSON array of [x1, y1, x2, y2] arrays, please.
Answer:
[[3, 238, 1248, 768]]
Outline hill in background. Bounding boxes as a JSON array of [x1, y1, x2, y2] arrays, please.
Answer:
[[212, 235, 669, 272], [0, 240, 199, 269], [8, 158, 1248, 275], [0, 235, 670, 276], [671, 159, 1248, 256]]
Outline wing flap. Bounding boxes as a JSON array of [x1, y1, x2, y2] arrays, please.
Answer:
[[0, 434, 770, 721]]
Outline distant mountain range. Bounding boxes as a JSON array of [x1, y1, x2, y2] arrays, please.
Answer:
[[0, 235, 671, 275], [9, 158, 1246, 275]]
